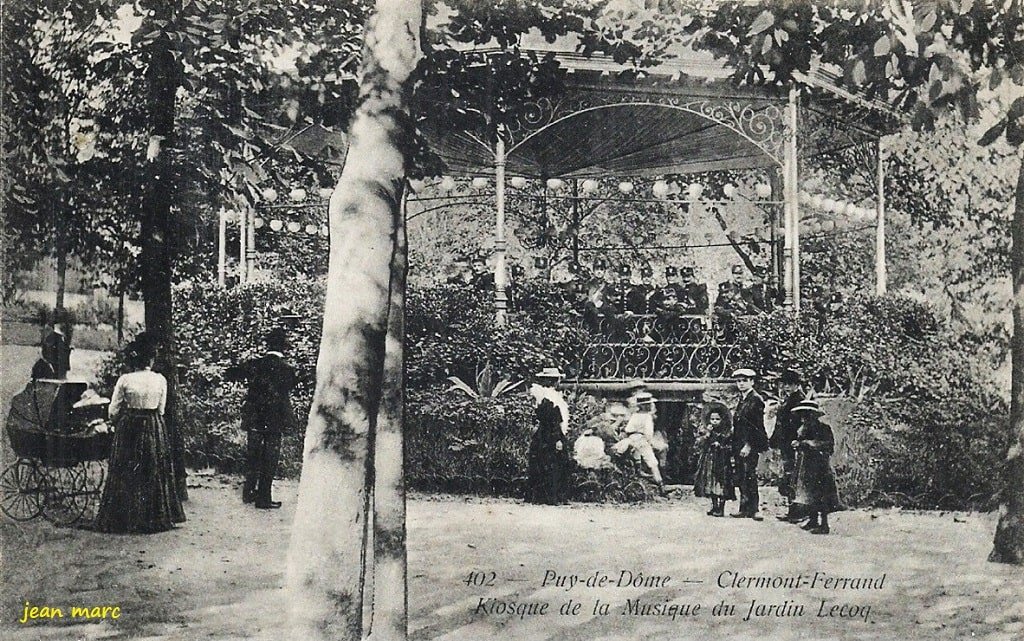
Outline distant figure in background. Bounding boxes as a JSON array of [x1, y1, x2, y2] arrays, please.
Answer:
[[94, 335, 185, 533], [41, 319, 73, 379], [693, 402, 735, 517], [611, 391, 664, 486], [228, 327, 297, 509], [771, 369, 806, 522], [790, 399, 843, 534], [526, 367, 572, 504], [730, 368, 769, 520]]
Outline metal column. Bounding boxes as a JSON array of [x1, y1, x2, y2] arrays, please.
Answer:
[[783, 87, 802, 310], [238, 207, 246, 284], [875, 140, 887, 295], [246, 208, 257, 281], [217, 209, 226, 286], [494, 136, 508, 325]]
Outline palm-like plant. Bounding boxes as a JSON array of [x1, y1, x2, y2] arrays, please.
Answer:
[[446, 361, 523, 399]]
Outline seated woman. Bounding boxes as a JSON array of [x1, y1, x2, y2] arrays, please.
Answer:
[[610, 392, 663, 486], [693, 402, 735, 517], [790, 399, 843, 534]]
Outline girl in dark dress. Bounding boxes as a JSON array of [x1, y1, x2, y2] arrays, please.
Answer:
[[94, 337, 185, 533], [791, 399, 842, 534], [693, 402, 735, 516]]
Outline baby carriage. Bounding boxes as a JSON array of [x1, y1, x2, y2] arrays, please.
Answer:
[[1, 380, 113, 525]]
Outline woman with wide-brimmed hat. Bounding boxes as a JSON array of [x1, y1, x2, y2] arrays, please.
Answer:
[[790, 399, 843, 534], [526, 367, 572, 505]]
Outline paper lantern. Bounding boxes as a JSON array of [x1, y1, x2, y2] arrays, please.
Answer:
[[269, 219, 283, 232], [799, 190, 811, 204], [810, 194, 824, 210], [253, 217, 264, 229], [305, 224, 318, 235], [439, 176, 457, 192], [546, 178, 565, 191], [318, 186, 335, 200], [581, 179, 600, 194], [652, 180, 669, 198], [822, 198, 839, 214], [861, 207, 876, 220], [667, 181, 681, 196], [319, 225, 329, 237], [287, 221, 301, 233], [687, 183, 704, 200], [843, 202, 858, 217], [289, 188, 307, 202], [472, 177, 489, 189], [618, 181, 634, 194], [261, 187, 278, 203], [509, 176, 528, 189], [722, 183, 737, 199], [755, 183, 772, 199]]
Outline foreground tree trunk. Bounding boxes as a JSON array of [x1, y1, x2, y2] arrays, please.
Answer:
[[140, 0, 187, 501], [990, 155, 1024, 564], [286, 1, 421, 638], [367, 196, 408, 641]]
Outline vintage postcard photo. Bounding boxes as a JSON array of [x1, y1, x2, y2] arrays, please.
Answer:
[[2, 1, 1023, 640]]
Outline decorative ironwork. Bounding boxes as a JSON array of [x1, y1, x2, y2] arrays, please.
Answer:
[[590, 313, 710, 344], [570, 342, 741, 382], [506, 86, 789, 165]]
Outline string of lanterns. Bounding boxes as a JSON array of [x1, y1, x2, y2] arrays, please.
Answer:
[[409, 175, 779, 202], [798, 190, 877, 234]]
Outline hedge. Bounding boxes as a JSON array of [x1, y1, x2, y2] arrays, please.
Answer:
[[98, 277, 1010, 510]]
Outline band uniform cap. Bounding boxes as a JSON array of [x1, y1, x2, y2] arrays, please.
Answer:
[[731, 368, 757, 378], [665, 266, 678, 277], [792, 399, 825, 415], [731, 264, 745, 275], [640, 265, 654, 278], [617, 264, 632, 276], [680, 266, 695, 277], [536, 367, 564, 379], [780, 369, 802, 385]]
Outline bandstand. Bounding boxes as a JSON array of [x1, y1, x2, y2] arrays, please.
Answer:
[[417, 45, 901, 395]]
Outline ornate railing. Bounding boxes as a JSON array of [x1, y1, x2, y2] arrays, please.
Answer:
[[570, 314, 742, 382]]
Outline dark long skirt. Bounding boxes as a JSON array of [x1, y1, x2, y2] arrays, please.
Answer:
[[526, 439, 571, 505], [94, 409, 186, 533], [793, 450, 843, 514], [693, 444, 735, 500]]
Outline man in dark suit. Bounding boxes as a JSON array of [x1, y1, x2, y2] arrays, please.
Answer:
[[770, 369, 806, 521], [678, 267, 709, 316], [731, 367, 769, 519], [230, 327, 297, 509]]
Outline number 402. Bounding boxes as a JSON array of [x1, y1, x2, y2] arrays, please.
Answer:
[[463, 571, 496, 587]]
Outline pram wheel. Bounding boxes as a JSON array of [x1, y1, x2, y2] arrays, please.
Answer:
[[40, 465, 90, 526], [0, 459, 44, 521]]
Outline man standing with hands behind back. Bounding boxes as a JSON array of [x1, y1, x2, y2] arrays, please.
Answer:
[[229, 327, 297, 509], [731, 367, 770, 520]]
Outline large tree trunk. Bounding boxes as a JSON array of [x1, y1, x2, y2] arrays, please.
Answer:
[[367, 193, 408, 641], [286, 1, 421, 638], [141, 0, 187, 501], [990, 154, 1024, 564]]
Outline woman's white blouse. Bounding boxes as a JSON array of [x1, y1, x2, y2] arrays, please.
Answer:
[[109, 370, 167, 417]]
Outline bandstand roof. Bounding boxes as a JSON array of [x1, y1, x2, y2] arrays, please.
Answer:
[[420, 45, 903, 179]]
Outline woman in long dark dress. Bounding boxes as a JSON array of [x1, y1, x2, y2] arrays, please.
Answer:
[[94, 337, 185, 533], [526, 369, 572, 504], [693, 402, 735, 516], [790, 399, 842, 534]]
